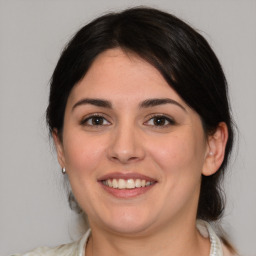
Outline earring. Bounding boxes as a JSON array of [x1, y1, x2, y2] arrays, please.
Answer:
[[209, 152, 213, 156], [62, 167, 66, 174]]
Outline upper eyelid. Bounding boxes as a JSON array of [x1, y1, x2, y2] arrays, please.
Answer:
[[144, 114, 176, 126], [145, 114, 175, 121], [81, 112, 111, 119], [79, 113, 176, 125], [80, 113, 112, 124]]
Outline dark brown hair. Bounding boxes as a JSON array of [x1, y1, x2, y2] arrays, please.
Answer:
[[47, 7, 234, 223]]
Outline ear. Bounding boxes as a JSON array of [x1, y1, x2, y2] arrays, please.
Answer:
[[52, 129, 66, 168], [202, 122, 228, 176]]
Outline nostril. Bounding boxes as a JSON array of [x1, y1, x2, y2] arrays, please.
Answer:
[[107, 132, 146, 163], [110, 154, 141, 164], [128, 156, 139, 161]]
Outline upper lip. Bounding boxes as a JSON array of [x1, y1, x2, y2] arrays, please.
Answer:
[[98, 172, 156, 182]]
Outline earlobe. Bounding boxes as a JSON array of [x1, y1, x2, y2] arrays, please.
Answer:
[[52, 129, 66, 168], [202, 122, 228, 176]]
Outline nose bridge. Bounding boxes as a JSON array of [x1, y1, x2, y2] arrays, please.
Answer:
[[107, 118, 145, 163]]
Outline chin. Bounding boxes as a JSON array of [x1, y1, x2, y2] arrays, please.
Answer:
[[97, 207, 158, 235], [106, 220, 153, 235]]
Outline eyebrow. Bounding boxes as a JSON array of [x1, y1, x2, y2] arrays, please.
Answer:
[[139, 98, 187, 112], [72, 98, 112, 111], [72, 97, 186, 112]]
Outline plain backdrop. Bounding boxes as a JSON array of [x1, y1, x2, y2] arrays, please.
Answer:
[[0, 1, 255, 255]]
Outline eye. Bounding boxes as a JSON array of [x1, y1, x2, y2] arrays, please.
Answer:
[[81, 115, 111, 126], [145, 115, 175, 127]]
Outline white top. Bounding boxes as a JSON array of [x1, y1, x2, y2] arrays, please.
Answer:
[[11, 221, 235, 256]]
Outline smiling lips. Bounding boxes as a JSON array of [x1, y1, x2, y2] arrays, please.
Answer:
[[98, 173, 157, 198], [102, 178, 155, 189]]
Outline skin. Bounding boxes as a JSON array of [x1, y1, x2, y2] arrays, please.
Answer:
[[53, 48, 228, 256]]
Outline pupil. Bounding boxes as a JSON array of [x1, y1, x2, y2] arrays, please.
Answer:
[[154, 117, 165, 125], [92, 117, 103, 125]]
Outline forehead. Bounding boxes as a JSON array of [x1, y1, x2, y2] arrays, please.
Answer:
[[67, 48, 186, 106]]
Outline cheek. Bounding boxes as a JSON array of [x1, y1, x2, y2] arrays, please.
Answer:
[[147, 132, 206, 175], [62, 132, 107, 214], [63, 131, 105, 175]]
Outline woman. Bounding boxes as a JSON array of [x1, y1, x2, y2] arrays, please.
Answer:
[[14, 7, 237, 256]]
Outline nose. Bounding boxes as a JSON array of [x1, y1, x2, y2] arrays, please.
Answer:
[[107, 123, 146, 164]]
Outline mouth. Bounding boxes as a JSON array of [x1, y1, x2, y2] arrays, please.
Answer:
[[101, 178, 155, 189], [98, 173, 157, 198]]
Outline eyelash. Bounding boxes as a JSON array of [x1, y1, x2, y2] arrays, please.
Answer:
[[144, 115, 176, 127], [80, 114, 175, 128], [80, 114, 111, 126]]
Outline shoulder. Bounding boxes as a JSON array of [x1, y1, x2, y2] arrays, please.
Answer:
[[197, 220, 238, 256], [11, 243, 78, 256], [10, 241, 80, 256], [10, 230, 90, 256]]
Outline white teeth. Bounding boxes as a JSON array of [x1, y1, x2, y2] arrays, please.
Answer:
[[102, 178, 154, 189], [112, 179, 118, 188], [107, 179, 112, 187], [146, 181, 151, 186], [135, 179, 141, 188], [118, 179, 126, 189], [126, 179, 135, 189]]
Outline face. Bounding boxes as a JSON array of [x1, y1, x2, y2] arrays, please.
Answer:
[[54, 48, 212, 236]]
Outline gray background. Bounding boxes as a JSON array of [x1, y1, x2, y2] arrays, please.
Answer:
[[0, 1, 255, 255]]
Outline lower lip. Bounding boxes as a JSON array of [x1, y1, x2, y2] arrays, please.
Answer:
[[99, 182, 156, 198]]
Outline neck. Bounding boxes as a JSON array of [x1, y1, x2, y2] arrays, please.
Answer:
[[86, 219, 210, 256]]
